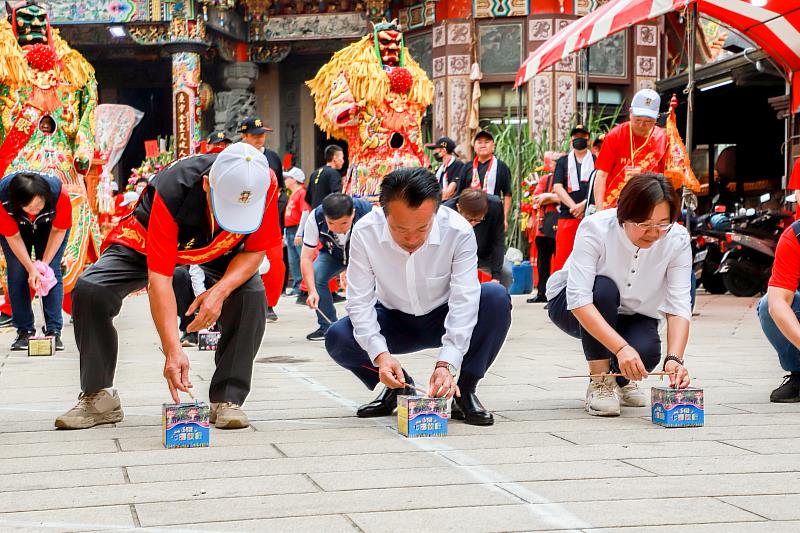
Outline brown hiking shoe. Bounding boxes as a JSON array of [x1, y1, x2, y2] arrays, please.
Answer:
[[55, 390, 124, 429], [210, 402, 249, 429]]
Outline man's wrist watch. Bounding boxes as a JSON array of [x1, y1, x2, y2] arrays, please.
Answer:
[[663, 353, 684, 371], [435, 361, 457, 376]]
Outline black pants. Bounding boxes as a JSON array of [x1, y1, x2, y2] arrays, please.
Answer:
[[547, 275, 661, 386], [72, 244, 267, 404], [325, 282, 512, 393], [173, 266, 215, 333], [535, 236, 556, 295]]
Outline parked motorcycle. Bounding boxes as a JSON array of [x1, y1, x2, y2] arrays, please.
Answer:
[[691, 211, 729, 294], [717, 208, 792, 297]]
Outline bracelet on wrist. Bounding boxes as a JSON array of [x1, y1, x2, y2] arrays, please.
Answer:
[[614, 344, 629, 356], [663, 353, 684, 371]]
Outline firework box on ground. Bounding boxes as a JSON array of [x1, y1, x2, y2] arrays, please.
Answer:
[[162, 402, 210, 448], [198, 329, 220, 351], [651, 387, 704, 428], [27, 336, 54, 356], [397, 395, 449, 438]]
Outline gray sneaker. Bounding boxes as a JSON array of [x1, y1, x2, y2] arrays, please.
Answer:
[[55, 390, 124, 429], [619, 381, 647, 407], [585, 375, 621, 417], [210, 402, 250, 429]]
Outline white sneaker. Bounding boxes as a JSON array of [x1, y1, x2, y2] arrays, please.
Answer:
[[585, 376, 621, 416], [619, 382, 647, 407]]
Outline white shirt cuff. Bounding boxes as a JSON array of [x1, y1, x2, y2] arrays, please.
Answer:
[[437, 345, 463, 371], [367, 336, 390, 364]]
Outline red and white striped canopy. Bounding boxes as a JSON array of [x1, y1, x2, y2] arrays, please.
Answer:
[[515, 0, 800, 87]]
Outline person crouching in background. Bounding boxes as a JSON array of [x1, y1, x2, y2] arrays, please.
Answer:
[[0, 171, 71, 351]]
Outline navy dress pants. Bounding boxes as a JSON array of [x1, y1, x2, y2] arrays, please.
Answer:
[[548, 275, 661, 387], [325, 282, 512, 392]]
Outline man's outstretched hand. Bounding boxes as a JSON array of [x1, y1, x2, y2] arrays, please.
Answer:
[[186, 288, 225, 332], [163, 348, 192, 403]]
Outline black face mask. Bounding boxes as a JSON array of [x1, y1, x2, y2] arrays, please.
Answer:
[[433, 153, 443, 162], [572, 138, 588, 150]]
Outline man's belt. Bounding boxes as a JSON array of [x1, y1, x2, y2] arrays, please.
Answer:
[[0, 104, 44, 176], [103, 216, 246, 264]]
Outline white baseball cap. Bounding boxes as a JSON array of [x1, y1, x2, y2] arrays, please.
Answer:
[[209, 142, 270, 234], [120, 191, 139, 207], [630, 89, 661, 119], [284, 166, 306, 183]]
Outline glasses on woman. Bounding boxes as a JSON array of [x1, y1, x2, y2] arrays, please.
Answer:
[[631, 221, 673, 233]]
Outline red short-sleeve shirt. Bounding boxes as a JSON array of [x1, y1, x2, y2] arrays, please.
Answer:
[[769, 224, 800, 292], [0, 190, 72, 237]]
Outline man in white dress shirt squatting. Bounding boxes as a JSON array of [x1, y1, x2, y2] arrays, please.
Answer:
[[325, 168, 512, 425]]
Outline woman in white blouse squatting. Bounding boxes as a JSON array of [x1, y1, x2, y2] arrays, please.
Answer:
[[546, 173, 692, 417]]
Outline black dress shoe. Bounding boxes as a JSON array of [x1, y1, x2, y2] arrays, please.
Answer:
[[357, 377, 415, 418], [451, 393, 494, 426], [526, 294, 548, 303]]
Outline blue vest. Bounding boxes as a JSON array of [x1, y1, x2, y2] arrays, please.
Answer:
[[0, 171, 62, 232], [314, 198, 372, 265]]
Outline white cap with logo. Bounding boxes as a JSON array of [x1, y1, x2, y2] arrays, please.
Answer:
[[630, 89, 661, 120], [209, 142, 270, 234]]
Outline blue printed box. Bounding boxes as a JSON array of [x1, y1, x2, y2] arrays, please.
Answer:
[[162, 402, 210, 448], [651, 387, 704, 428], [397, 395, 449, 438]]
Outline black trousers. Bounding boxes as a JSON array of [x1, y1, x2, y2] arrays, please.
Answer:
[[535, 236, 556, 295], [325, 282, 512, 393], [73, 244, 267, 404], [174, 266, 215, 333], [547, 275, 661, 386]]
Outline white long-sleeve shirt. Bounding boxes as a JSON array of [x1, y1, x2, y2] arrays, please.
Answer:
[[346, 206, 480, 369], [546, 208, 692, 321]]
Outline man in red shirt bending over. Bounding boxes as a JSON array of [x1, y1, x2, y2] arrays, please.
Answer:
[[55, 143, 281, 430], [758, 219, 800, 402]]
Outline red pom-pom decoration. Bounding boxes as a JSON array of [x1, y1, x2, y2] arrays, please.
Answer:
[[26, 43, 58, 72], [387, 67, 413, 94]]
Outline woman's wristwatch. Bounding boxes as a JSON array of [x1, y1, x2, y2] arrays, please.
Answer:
[[662, 353, 684, 371]]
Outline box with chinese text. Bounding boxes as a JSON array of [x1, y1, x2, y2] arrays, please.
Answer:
[[27, 336, 54, 356], [198, 329, 220, 351], [162, 402, 210, 448], [397, 395, 449, 438], [651, 387, 704, 428]]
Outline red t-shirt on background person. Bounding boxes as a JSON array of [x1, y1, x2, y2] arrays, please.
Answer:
[[769, 224, 800, 292], [0, 190, 72, 237], [284, 187, 309, 228]]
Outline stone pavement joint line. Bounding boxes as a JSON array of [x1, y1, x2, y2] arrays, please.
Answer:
[[279, 365, 592, 530]]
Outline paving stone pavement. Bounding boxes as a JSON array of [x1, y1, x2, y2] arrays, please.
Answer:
[[0, 291, 798, 532]]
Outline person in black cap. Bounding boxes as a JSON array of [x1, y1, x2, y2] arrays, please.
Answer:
[[425, 136, 465, 201], [552, 124, 595, 272], [239, 117, 283, 188], [205, 131, 232, 154], [458, 130, 512, 229], [240, 116, 285, 322]]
